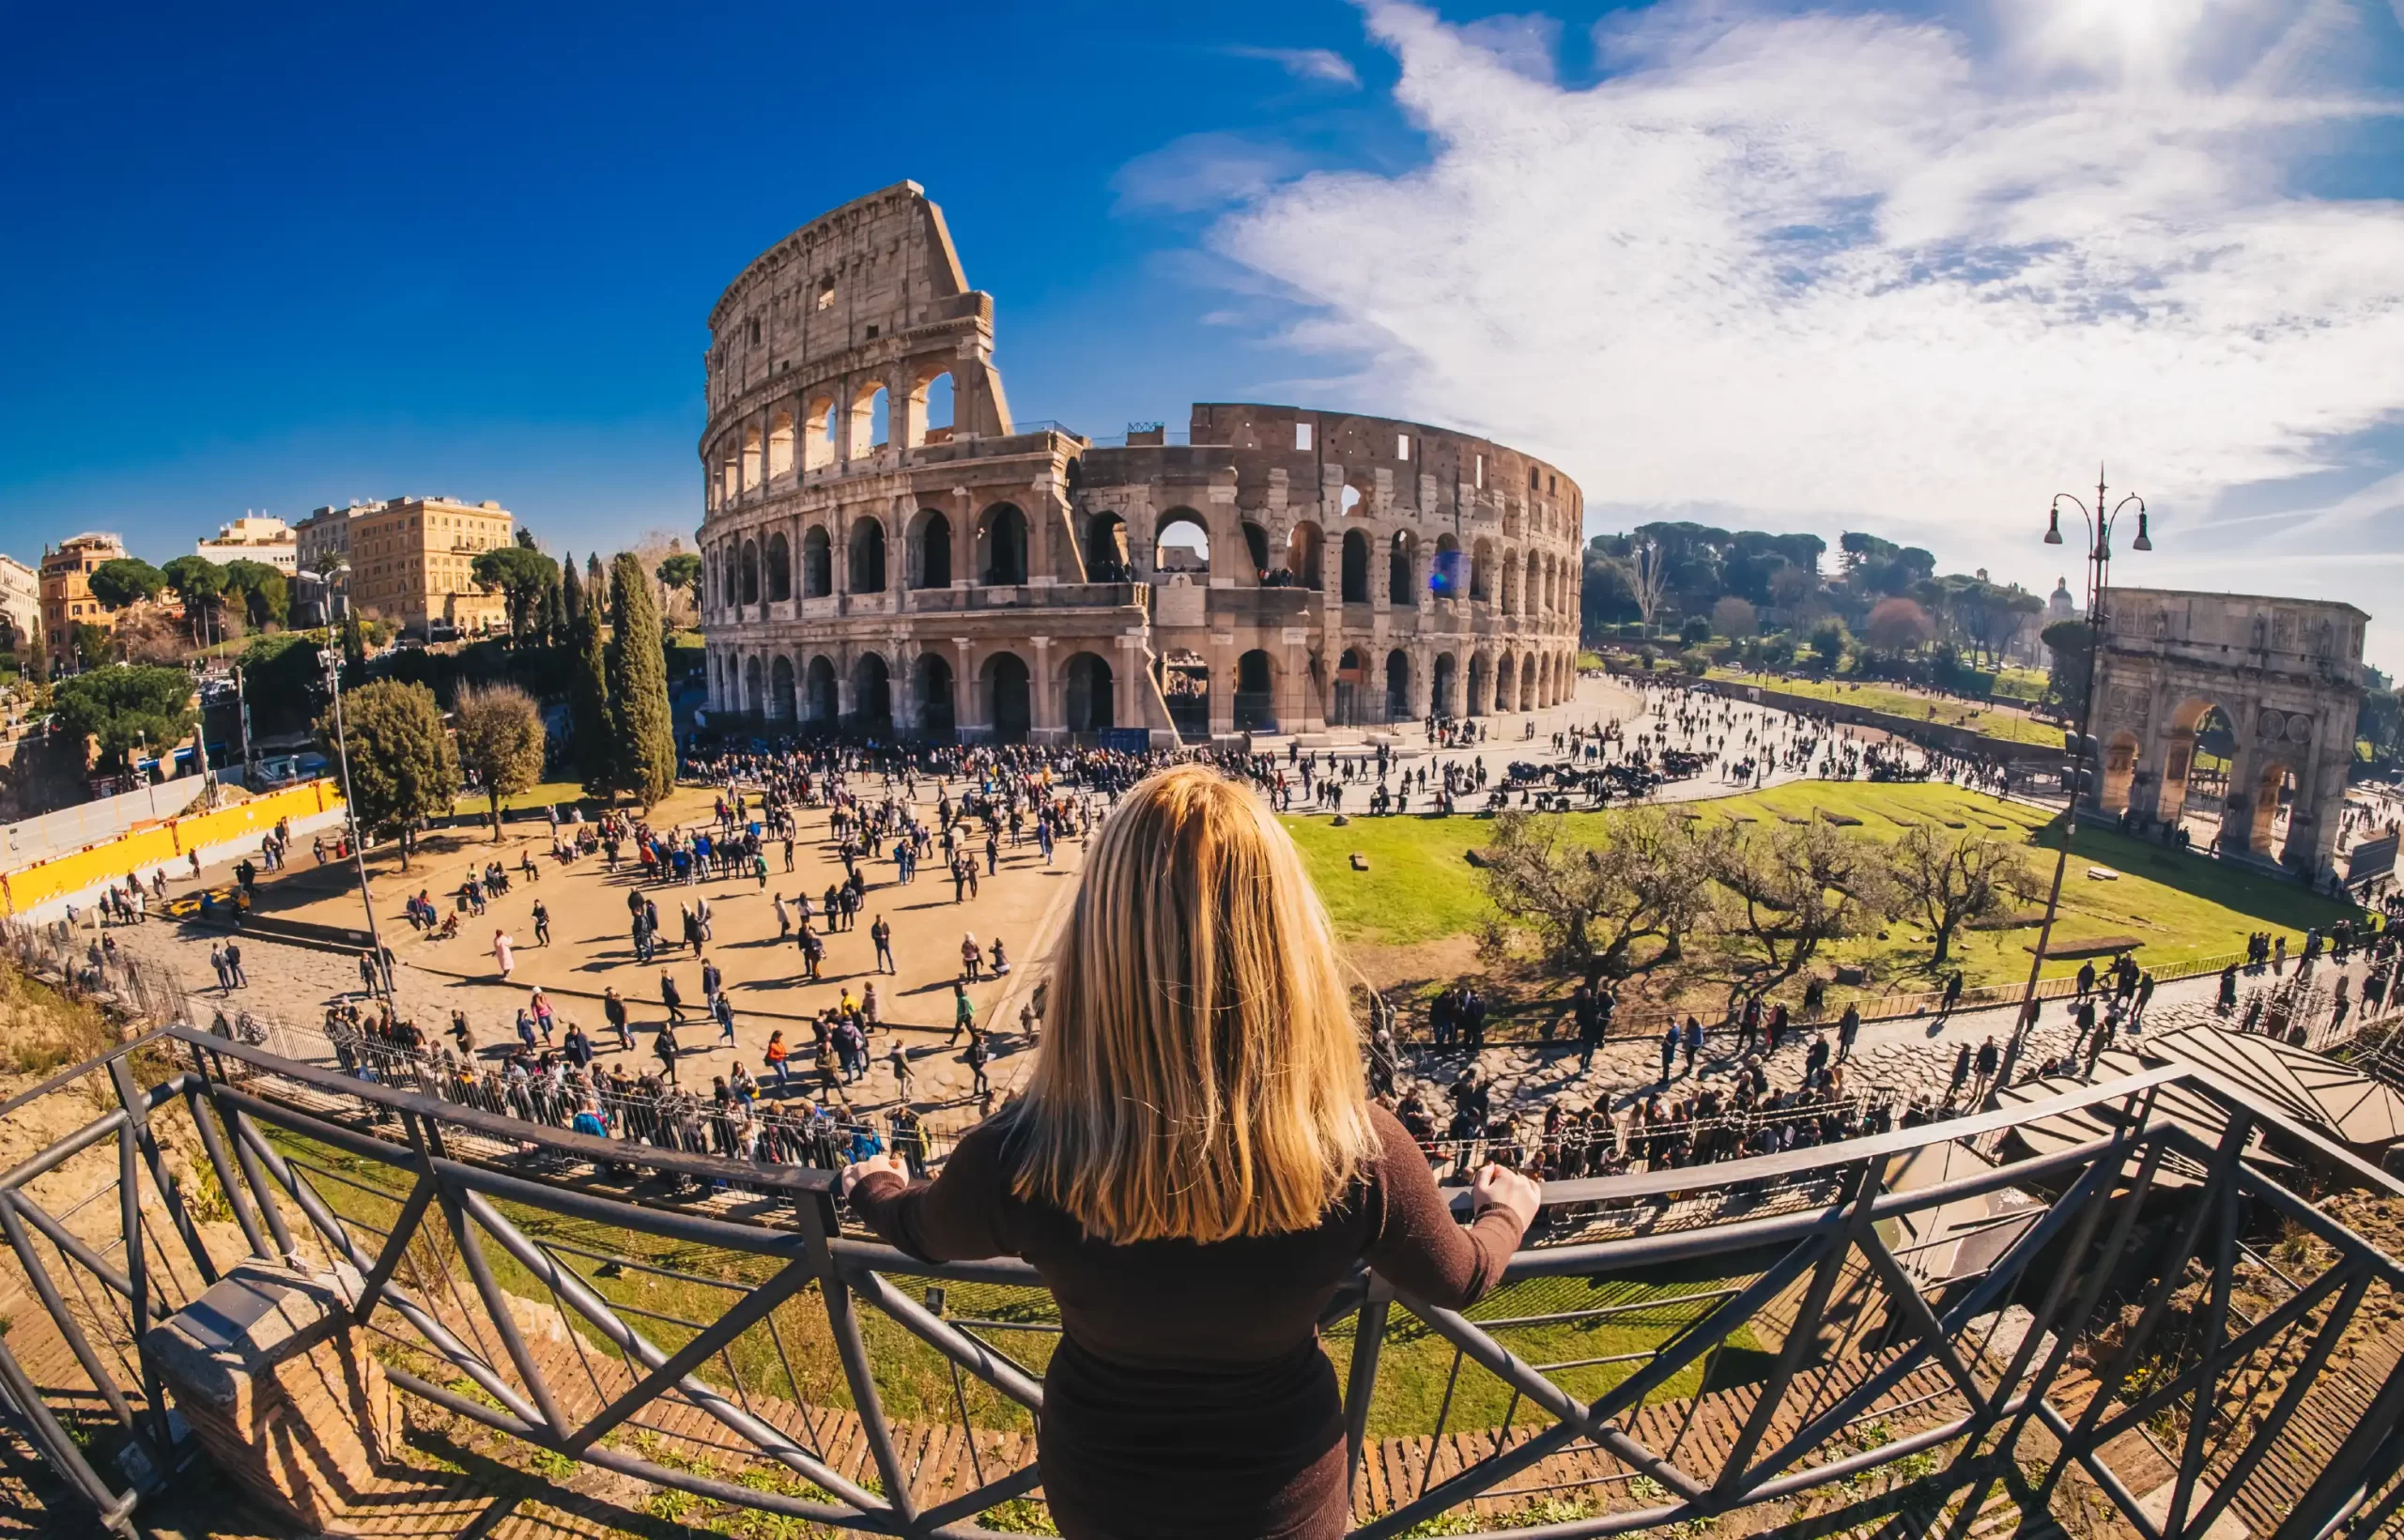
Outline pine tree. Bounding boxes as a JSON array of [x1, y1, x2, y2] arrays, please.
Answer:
[[562, 550, 583, 625], [570, 596, 610, 793], [605, 552, 674, 808]]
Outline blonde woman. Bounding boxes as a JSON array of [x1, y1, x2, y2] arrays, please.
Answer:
[[846, 765, 1537, 1540]]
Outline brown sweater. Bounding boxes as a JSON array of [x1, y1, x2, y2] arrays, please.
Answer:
[[851, 1104, 1524, 1540]]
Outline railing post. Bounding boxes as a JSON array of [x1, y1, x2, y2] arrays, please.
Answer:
[[1343, 1274, 1392, 1505], [799, 1194, 920, 1532]]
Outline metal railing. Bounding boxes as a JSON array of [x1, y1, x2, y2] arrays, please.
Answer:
[[2, 1026, 2403, 1540]]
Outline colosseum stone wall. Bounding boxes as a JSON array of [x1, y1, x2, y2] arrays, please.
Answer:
[[697, 181, 1584, 746]]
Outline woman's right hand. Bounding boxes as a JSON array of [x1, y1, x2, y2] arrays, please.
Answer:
[[1471, 1163, 1542, 1235]]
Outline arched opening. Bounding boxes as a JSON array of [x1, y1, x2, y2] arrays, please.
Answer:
[[741, 426, 762, 491], [1154, 510, 1210, 578], [802, 528, 832, 598], [914, 653, 956, 736], [2099, 731, 2141, 814], [1085, 512, 1130, 581], [770, 654, 796, 721], [848, 518, 887, 593], [1340, 530, 1371, 604], [1340, 481, 1367, 517], [1241, 522, 1271, 583], [718, 453, 737, 508], [912, 371, 955, 448], [739, 540, 761, 608], [719, 549, 735, 608], [983, 653, 1031, 743], [1526, 549, 1543, 614], [1063, 652, 1115, 732], [1468, 653, 1490, 716], [767, 410, 794, 479], [804, 656, 838, 724], [1471, 538, 1495, 603], [1235, 650, 1277, 731], [765, 531, 791, 603], [1390, 532, 1417, 605], [912, 511, 952, 590], [742, 655, 763, 716], [1521, 655, 1539, 711], [851, 384, 889, 458], [1385, 650, 1410, 721], [2249, 758, 2299, 863], [1158, 650, 1210, 741], [1285, 522, 1324, 590], [1432, 653, 1458, 717], [850, 653, 892, 732], [1432, 533, 1464, 599], [1501, 556, 1520, 615], [1333, 647, 1365, 726], [979, 504, 1029, 586], [804, 396, 836, 473], [2160, 699, 2236, 829], [1495, 653, 1518, 713]]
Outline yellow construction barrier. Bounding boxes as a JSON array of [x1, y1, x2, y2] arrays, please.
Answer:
[[0, 780, 340, 916]]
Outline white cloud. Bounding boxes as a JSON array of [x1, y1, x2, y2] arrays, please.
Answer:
[[1226, 45, 1362, 88], [1195, 0, 2404, 657], [1114, 133, 1313, 214]]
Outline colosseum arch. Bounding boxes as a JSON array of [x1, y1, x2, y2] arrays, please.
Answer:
[[848, 517, 887, 593], [2083, 589, 2365, 874], [908, 510, 952, 590], [1384, 650, 1410, 720], [1389, 531, 1417, 605], [1340, 530, 1371, 605], [914, 652, 956, 734], [979, 503, 1029, 586], [804, 655, 839, 723], [803, 395, 837, 473], [849, 383, 890, 460], [1433, 532, 1463, 599], [1467, 651, 1491, 716], [770, 654, 796, 721], [739, 540, 761, 608], [741, 654, 763, 716], [850, 652, 893, 729], [1431, 653, 1459, 717], [982, 652, 1033, 742], [1471, 538, 1495, 603], [741, 426, 762, 493], [767, 409, 794, 480], [1085, 511, 1130, 580], [764, 531, 792, 602], [908, 368, 955, 449], [801, 528, 833, 598], [1501, 554, 1520, 615], [1286, 521, 1324, 590], [1494, 653, 1517, 713], [1234, 650, 1277, 731], [1240, 521, 1271, 583], [1518, 654, 1536, 711], [1154, 509, 1210, 578], [1062, 651, 1115, 733]]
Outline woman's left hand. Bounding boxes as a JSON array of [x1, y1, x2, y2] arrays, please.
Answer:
[[839, 1150, 908, 1200]]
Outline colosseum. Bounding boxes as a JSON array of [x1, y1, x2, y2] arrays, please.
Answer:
[[697, 182, 1585, 747]]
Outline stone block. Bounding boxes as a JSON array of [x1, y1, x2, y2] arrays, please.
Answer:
[[143, 1260, 401, 1536], [1349, 853, 1369, 870]]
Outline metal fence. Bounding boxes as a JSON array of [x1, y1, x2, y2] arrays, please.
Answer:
[[2, 1025, 2402, 1540]]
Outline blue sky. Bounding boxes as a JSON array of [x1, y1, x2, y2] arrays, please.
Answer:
[[8, 0, 2404, 666]]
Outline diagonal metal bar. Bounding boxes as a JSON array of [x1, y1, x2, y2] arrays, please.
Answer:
[[107, 1054, 216, 1289], [2165, 1123, 2247, 1540], [2182, 1265, 2369, 1540], [207, 1070, 297, 1261], [455, 1187, 887, 1514], [0, 1193, 163, 1474], [421, 1127, 570, 1439], [229, 1109, 550, 1431], [352, 1170, 437, 1327], [6, 1191, 171, 1318], [176, 1077, 270, 1261], [1343, 1274, 1391, 1505], [845, 1266, 1046, 1409], [106, 1107, 174, 1463], [798, 1192, 920, 1530], [1720, 1161, 1877, 1494], [0, 1314, 133, 1534], [2269, 1342, 2404, 1540], [2089, 1258, 2353, 1447], [1853, 1222, 1991, 1419], [1744, 1124, 2140, 1492], [562, 1255, 818, 1455]]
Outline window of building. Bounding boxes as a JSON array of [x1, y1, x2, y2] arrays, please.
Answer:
[[1295, 423, 1313, 451], [1397, 435, 1410, 460], [816, 279, 835, 311]]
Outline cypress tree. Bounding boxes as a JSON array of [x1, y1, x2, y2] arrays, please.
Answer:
[[341, 606, 366, 674], [561, 550, 583, 625], [569, 597, 610, 793], [542, 572, 566, 646], [586, 552, 608, 613], [605, 551, 675, 808]]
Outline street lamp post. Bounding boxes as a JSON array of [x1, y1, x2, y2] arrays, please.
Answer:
[[319, 649, 393, 1008], [1999, 468, 2151, 1094]]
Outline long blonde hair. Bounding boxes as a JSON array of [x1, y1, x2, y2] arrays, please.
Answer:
[[1008, 763, 1376, 1242]]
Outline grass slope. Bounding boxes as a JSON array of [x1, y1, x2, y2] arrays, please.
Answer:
[[1287, 781, 2356, 988], [1706, 670, 2063, 747]]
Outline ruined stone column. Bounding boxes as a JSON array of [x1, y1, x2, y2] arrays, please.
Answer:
[[143, 1261, 400, 1537]]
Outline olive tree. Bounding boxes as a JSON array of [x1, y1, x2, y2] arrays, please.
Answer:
[[452, 682, 547, 839], [1479, 807, 1715, 973], [1893, 824, 2034, 964], [1707, 819, 1897, 1001]]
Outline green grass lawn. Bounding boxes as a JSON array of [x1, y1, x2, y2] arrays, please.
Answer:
[[1287, 781, 2357, 989], [453, 778, 593, 816], [1706, 670, 2064, 747]]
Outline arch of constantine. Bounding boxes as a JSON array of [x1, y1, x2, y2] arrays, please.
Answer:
[[694, 182, 1585, 747], [2085, 587, 2367, 877]]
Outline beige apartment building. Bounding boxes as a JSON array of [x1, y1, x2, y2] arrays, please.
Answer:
[[0, 554, 37, 650], [336, 497, 515, 638], [40, 532, 131, 638], [195, 515, 298, 572]]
